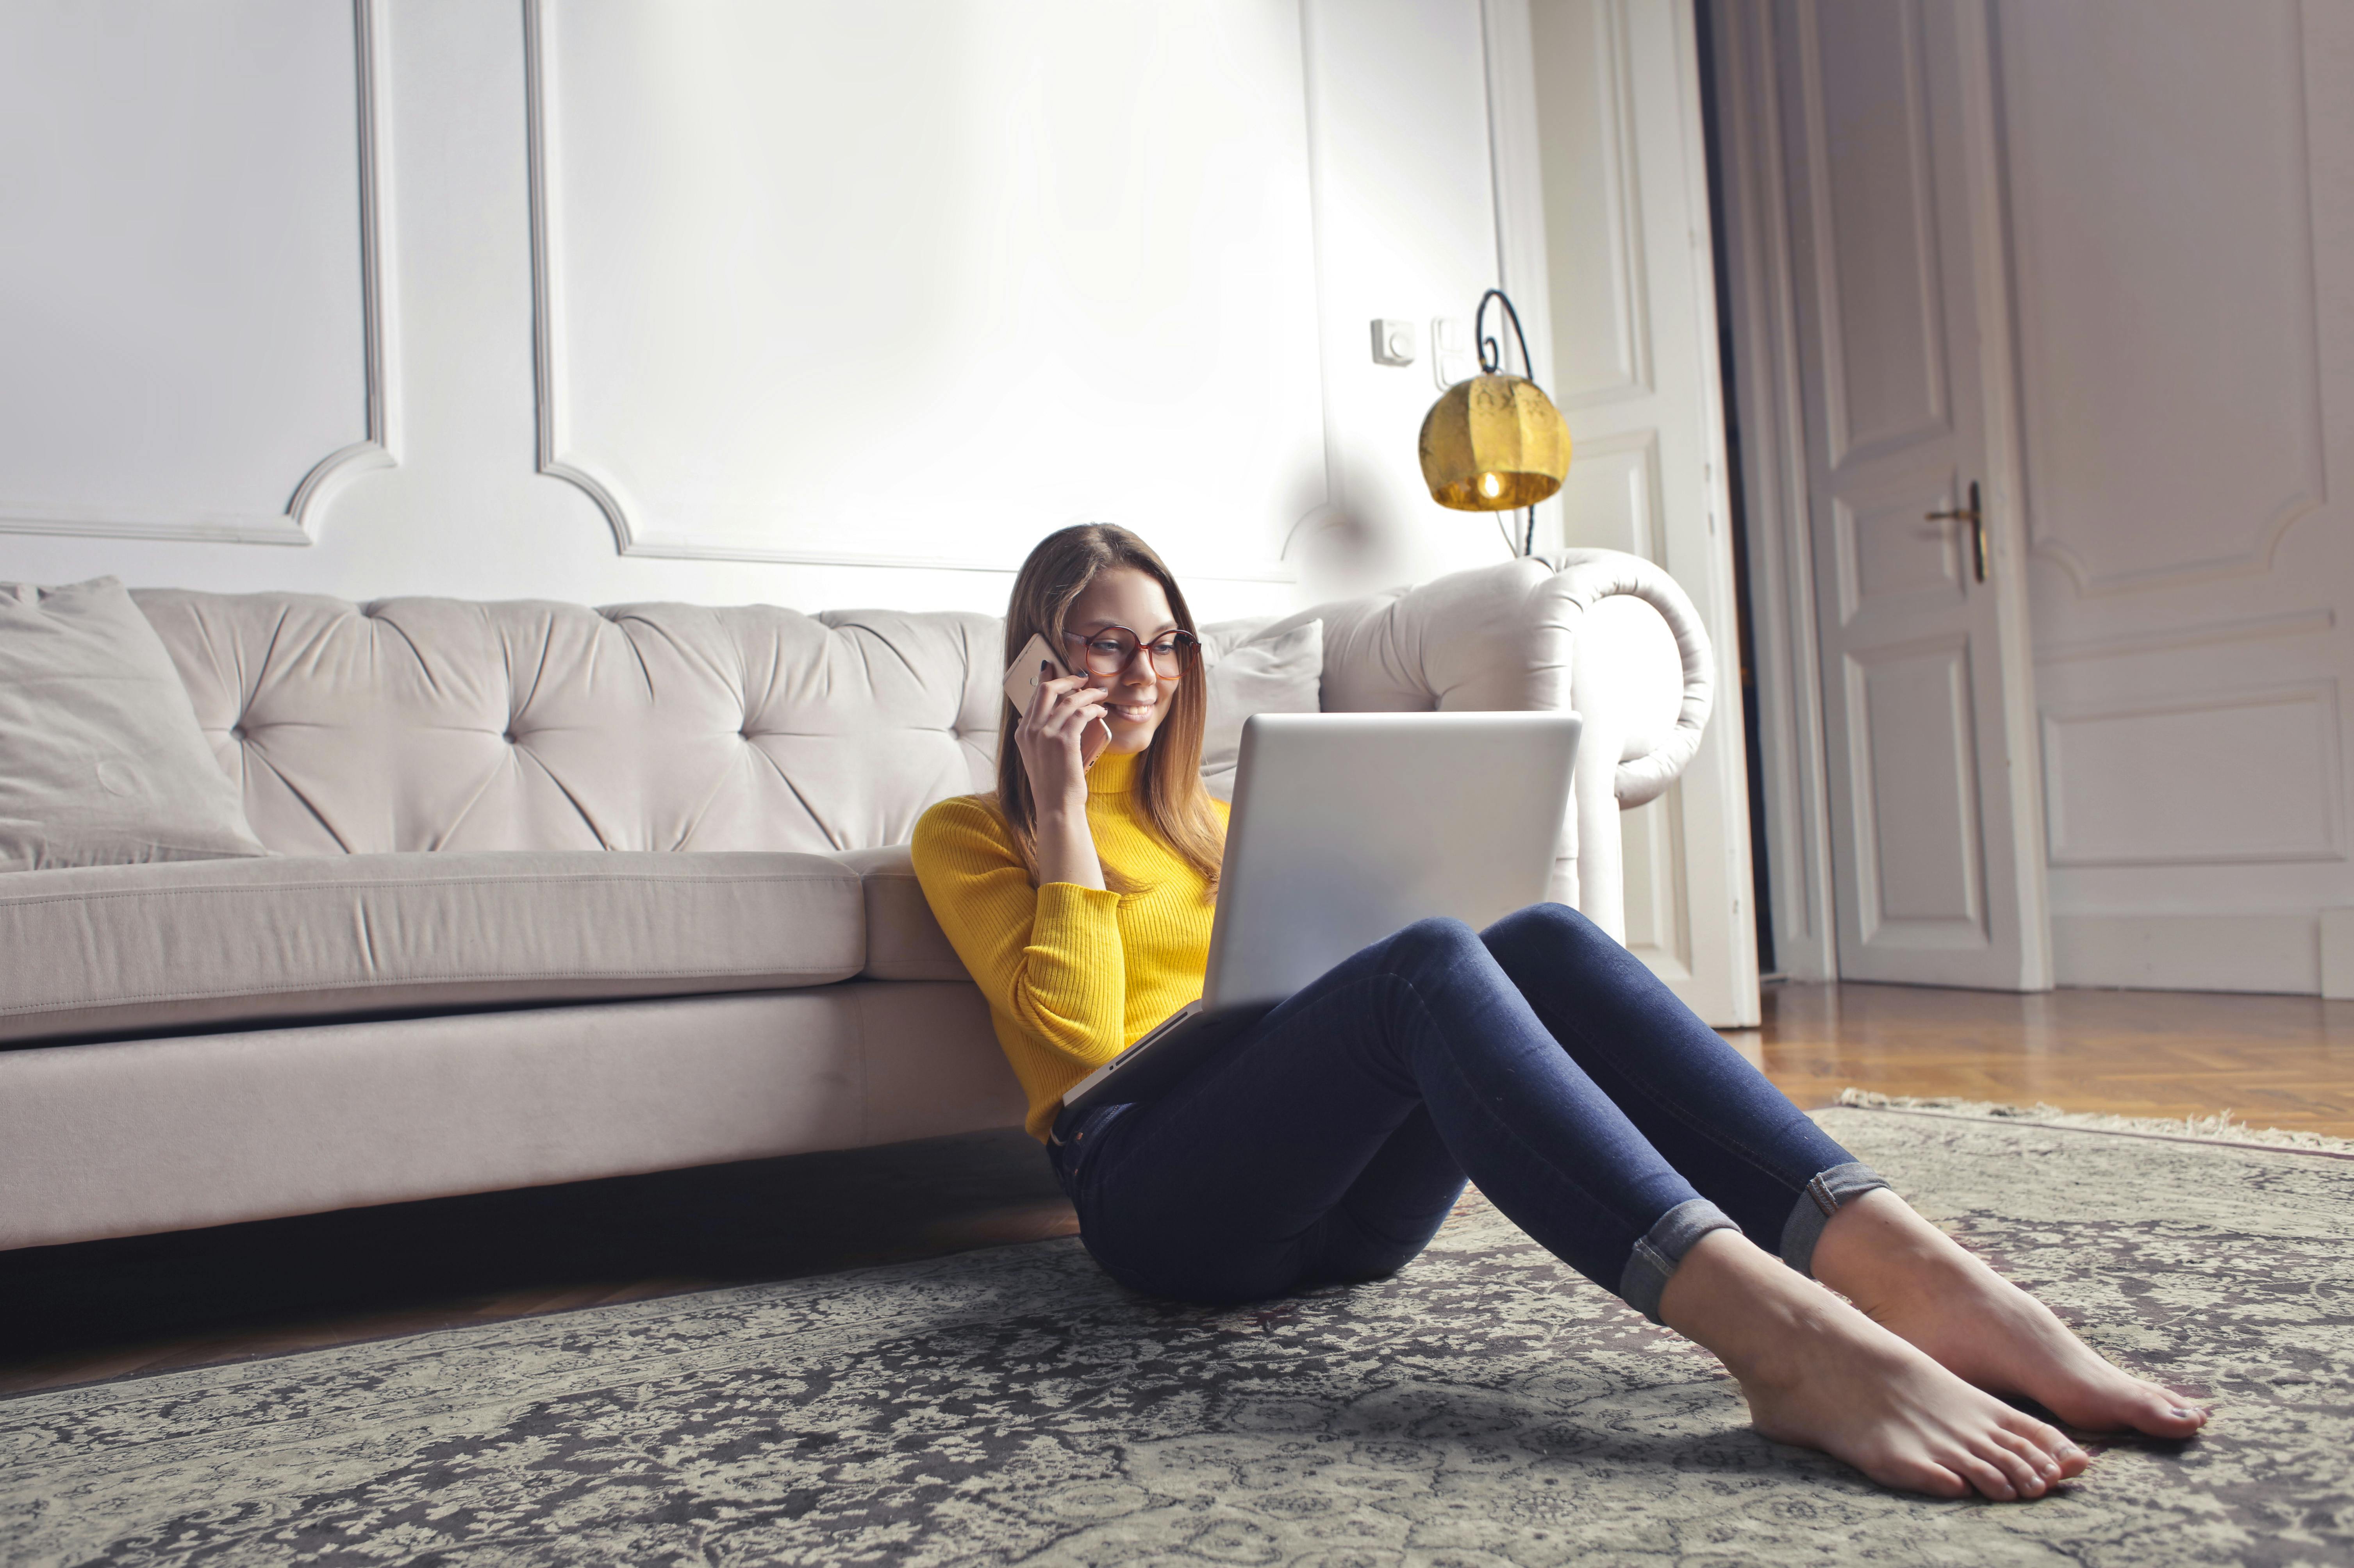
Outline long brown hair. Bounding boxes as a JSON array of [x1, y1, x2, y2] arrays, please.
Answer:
[[994, 524, 1225, 894]]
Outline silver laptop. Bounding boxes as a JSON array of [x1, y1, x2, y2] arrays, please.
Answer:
[[1060, 709, 1581, 1116]]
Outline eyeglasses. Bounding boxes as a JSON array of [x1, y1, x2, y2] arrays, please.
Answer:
[[1060, 625, 1199, 678]]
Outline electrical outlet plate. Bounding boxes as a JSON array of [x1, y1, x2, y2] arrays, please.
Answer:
[[1430, 317, 1474, 388], [1369, 318, 1417, 367]]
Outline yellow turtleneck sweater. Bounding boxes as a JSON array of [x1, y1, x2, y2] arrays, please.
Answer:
[[910, 749, 1226, 1141]]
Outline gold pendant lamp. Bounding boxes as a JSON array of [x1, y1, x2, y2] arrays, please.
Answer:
[[1417, 289, 1572, 556]]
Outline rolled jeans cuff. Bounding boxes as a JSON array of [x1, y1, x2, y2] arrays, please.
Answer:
[[1619, 1197, 1740, 1325], [1778, 1161, 1893, 1277]]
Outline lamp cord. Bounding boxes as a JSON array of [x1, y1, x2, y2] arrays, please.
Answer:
[[1476, 289, 1542, 559]]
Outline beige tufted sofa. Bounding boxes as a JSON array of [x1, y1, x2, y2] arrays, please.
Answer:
[[0, 550, 1710, 1252]]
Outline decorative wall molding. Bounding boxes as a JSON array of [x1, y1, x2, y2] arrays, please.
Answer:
[[1556, 426, 1663, 562], [1590, 0, 1652, 408], [1620, 781, 1694, 980], [2004, 0, 2327, 599], [521, 0, 1317, 583], [520, 0, 628, 564], [1481, 0, 1566, 552], [2041, 680, 2344, 866], [1522, 0, 1654, 412], [1483, 0, 1553, 388], [2027, 479, 2328, 602], [1788, 0, 1951, 475], [2052, 912, 2319, 995], [1840, 632, 1990, 947], [0, 0, 397, 548], [2036, 607, 2335, 666]]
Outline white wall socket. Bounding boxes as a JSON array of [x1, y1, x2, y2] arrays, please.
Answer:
[[1430, 316, 1475, 387]]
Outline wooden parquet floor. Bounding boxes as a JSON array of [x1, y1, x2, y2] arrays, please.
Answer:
[[4, 982, 2350, 1396], [1737, 981, 2354, 1137]]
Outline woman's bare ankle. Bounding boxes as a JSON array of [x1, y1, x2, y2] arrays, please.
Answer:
[[1811, 1187, 1973, 1308], [1657, 1228, 1831, 1378]]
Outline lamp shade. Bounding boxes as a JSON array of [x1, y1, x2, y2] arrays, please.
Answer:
[[1417, 374, 1573, 511]]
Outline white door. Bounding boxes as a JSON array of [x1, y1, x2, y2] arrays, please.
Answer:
[[1493, 0, 1761, 1025], [1771, 0, 2050, 987]]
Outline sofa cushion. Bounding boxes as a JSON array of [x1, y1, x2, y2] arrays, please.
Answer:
[[0, 578, 268, 872], [1196, 618, 1324, 801], [830, 843, 967, 982], [0, 851, 864, 1045]]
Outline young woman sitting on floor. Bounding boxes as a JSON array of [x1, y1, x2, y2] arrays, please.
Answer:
[[910, 523, 2207, 1501]]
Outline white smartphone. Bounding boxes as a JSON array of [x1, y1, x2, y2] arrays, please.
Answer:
[[1003, 632, 1111, 748]]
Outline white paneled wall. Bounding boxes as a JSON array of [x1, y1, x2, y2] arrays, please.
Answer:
[[0, 0, 391, 544], [524, 1, 1325, 580], [2007, 0, 2354, 994], [0, 0, 1519, 624]]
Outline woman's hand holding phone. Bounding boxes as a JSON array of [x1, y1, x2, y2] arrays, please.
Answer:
[[1005, 633, 1112, 890], [1005, 633, 1111, 804]]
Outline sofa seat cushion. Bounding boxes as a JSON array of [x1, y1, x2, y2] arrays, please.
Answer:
[[829, 843, 967, 982], [0, 851, 864, 1045]]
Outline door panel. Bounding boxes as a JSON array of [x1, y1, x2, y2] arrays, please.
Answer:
[[1775, 0, 2049, 986], [1805, 0, 1951, 464], [1840, 478, 1965, 615], [1848, 638, 1986, 937]]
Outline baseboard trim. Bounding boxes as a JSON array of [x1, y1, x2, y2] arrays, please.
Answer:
[[2051, 913, 2318, 995]]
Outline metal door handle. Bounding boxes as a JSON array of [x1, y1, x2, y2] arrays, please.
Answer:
[[1926, 480, 1986, 583]]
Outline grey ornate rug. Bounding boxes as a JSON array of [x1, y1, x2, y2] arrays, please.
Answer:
[[5, 1106, 2350, 1567]]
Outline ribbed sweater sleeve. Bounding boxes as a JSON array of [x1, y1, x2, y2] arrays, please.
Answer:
[[910, 797, 1129, 1071]]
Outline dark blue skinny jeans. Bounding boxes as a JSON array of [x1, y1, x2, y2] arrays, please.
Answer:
[[1048, 903, 1885, 1317]]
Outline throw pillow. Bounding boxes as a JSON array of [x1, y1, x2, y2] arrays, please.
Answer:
[[1198, 618, 1323, 801], [0, 577, 269, 871]]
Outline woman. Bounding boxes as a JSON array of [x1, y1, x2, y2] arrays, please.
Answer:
[[912, 524, 2206, 1501]]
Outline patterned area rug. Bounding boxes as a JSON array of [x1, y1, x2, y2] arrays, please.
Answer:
[[5, 1106, 2350, 1567]]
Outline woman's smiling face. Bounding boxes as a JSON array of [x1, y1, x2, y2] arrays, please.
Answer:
[[1063, 566, 1181, 756]]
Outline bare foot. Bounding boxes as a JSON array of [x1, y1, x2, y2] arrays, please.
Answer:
[[1813, 1188, 2208, 1441], [1660, 1230, 2088, 1500]]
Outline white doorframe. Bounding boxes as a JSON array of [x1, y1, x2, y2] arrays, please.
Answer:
[[1705, 0, 2050, 989], [1704, 0, 1837, 980], [1485, 0, 1762, 1026]]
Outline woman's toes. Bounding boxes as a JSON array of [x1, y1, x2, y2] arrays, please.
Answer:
[[2001, 1411, 2087, 1478], [2137, 1391, 2209, 1437], [1985, 1434, 2048, 1497], [1986, 1430, 2052, 1495], [2079, 1375, 2208, 1437], [1904, 1461, 1970, 1500], [1953, 1451, 2018, 1500]]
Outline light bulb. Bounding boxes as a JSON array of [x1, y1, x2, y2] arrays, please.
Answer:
[[1479, 472, 1501, 499]]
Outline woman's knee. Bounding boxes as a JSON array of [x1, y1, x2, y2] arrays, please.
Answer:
[[1378, 915, 1488, 978], [1482, 899, 1617, 973]]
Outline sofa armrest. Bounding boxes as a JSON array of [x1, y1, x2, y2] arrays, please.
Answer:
[[1265, 549, 1713, 936]]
